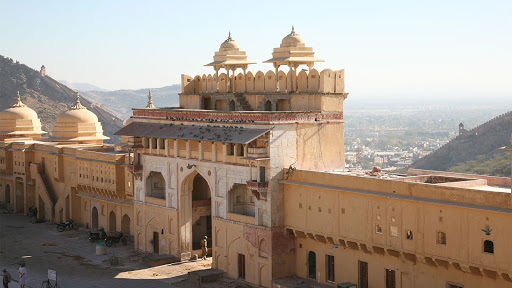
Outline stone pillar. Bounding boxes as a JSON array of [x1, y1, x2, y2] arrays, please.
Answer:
[[215, 68, 220, 92], [212, 142, 217, 162], [288, 63, 293, 93], [149, 138, 153, 154], [165, 139, 169, 156], [257, 163, 261, 182], [274, 64, 280, 92], [222, 143, 227, 163], [198, 142, 203, 161], [232, 67, 236, 93], [226, 67, 230, 93], [233, 144, 238, 163], [243, 67, 247, 92], [174, 140, 178, 158], [186, 140, 190, 159], [156, 138, 160, 155]]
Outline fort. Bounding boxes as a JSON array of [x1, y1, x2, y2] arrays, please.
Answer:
[[1, 28, 512, 288]]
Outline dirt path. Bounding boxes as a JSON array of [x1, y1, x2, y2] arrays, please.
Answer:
[[0, 210, 212, 288]]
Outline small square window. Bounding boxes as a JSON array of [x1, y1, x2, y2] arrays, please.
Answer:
[[376, 224, 383, 234], [437, 231, 446, 245], [406, 230, 413, 240]]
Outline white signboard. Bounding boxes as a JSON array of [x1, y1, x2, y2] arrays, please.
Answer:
[[48, 269, 56, 281]]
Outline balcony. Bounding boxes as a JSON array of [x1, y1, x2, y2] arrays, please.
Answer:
[[126, 164, 143, 172], [126, 164, 143, 180], [246, 180, 268, 200], [247, 147, 268, 158]]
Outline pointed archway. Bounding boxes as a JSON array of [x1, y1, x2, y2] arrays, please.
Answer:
[[91, 206, 99, 230], [109, 211, 117, 233], [121, 214, 130, 235], [191, 173, 212, 250], [180, 170, 213, 259], [4, 184, 10, 204]]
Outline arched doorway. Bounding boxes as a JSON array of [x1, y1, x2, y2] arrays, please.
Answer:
[[4, 184, 10, 204], [91, 206, 99, 230], [15, 180, 24, 213], [109, 211, 117, 233], [264, 100, 272, 111], [229, 100, 236, 111], [308, 251, 316, 279], [121, 214, 130, 235], [188, 173, 212, 251]]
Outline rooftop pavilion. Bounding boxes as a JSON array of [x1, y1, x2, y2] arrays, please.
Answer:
[[181, 27, 346, 112]]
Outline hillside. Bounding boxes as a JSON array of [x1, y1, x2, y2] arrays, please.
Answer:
[[0, 55, 124, 143], [410, 111, 512, 176], [80, 85, 180, 120]]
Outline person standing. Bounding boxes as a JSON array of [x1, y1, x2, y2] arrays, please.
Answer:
[[201, 236, 208, 260], [17, 264, 26, 288], [31, 207, 37, 224], [2, 269, 11, 288]]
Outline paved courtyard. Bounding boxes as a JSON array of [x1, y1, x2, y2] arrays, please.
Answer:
[[0, 209, 212, 288]]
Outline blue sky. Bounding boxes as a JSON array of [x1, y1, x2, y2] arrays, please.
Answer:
[[1, 0, 511, 99]]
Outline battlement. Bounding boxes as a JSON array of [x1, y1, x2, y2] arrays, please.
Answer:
[[179, 68, 347, 112], [181, 68, 345, 95]]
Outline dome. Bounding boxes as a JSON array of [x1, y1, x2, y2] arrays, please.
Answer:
[[219, 32, 240, 50], [55, 108, 99, 124], [0, 92, 45, 137], [51, 92, 108, 143], [281, 26, 305, 47]]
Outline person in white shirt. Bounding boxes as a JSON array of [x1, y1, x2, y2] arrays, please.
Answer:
[[17, 264, 26, 288]]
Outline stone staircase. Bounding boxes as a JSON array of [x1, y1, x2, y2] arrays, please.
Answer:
[[234, 93, 252, 111]]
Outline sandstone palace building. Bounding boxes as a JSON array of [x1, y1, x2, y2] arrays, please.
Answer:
[[2, 28, 512, 288]]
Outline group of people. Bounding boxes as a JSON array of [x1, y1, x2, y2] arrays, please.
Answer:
[[2, 263, 26, 288]]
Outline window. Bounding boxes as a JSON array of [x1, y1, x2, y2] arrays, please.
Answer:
[[406, 230, 413, 240], [385, 269, 396, 288], [483, 240, 494, 254], [437, 231, 446, 245], [376, 224, 383, 234], [326, 255, 335, 282]]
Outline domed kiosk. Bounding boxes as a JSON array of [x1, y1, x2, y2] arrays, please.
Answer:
[[205, 32, 256, 92], [0, 91, 45, 140], [51, 92, 108, 144], [264, 26, 324, 92]]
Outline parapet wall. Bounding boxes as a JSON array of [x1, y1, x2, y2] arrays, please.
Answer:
[[181, 68, 345, 94]]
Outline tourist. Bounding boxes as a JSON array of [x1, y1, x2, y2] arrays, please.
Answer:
[[17, 264, 26, 288], [201, 236, 208, 260], [31, 207, 37, 224], [2, 269, 12, 288]]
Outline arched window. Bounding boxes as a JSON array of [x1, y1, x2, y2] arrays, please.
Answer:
[[484, 240, 494, 254], [264, 100, 272, 111], [229, 100, 236, 111]]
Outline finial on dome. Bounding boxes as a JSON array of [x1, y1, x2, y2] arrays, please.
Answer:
[[291, 25, 295, 35], [10, 91, 27, 108], [70, 91, 86, 110], [227, 31, 232, 41], [146, 89, 156, 109]]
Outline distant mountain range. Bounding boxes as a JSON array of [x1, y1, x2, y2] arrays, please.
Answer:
[[58, 80, 108, 92], [79, 85, 181, 120], [410, 111, 512, 177], [0, 55, 124, 143]]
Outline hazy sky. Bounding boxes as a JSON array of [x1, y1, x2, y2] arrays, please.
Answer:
[[1, 0, 511, 99]]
